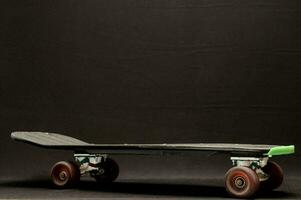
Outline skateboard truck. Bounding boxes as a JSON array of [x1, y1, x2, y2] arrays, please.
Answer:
[[74, 153, 108, 176], [230, 156, 269, 181]]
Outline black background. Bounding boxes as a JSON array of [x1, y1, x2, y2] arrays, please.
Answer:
[[0, 0, 300, 196]]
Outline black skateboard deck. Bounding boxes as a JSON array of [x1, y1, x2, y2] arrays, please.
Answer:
[[11, 131, 291, 156]]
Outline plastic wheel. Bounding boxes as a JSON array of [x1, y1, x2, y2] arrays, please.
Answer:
[[51, 161, 80, 188], [94, 158, 119, 183], [225, 166, 260, 198], [260, 161, 283, 190]]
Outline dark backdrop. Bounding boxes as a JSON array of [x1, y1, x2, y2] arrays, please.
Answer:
[[0, 0, 300, 180]]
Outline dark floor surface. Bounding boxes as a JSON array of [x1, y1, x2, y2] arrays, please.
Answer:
[[0, 176, 300, 200]]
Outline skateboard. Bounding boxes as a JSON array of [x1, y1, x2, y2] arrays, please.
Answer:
[[11, 131, 295, 198]]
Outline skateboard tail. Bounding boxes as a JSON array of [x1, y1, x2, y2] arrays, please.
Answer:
[[265, 145, 295, 157]]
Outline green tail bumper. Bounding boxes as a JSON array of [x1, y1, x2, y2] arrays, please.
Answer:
[[265, 145, 295, 157]]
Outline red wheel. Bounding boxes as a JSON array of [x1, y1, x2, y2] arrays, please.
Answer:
[[94, 158, 119, 183], [225, 166, 260, 198], [51, 161, 80, 188], [260, 161, 283, 190]]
